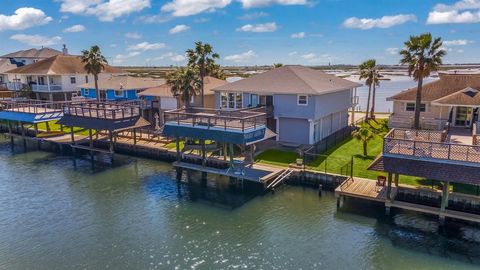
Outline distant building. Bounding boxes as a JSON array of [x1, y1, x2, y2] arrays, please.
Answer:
[[6, 55, 124, 101], [388, 73, 480, 130], [79, 75, 164, 101], [213, 65, 361, 145]]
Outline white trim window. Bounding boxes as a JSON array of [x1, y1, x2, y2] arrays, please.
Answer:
[[405, 102, 426, 112], [114, 90, 124, 97], [70, 76, 76, 84], [220, 92, 242, 109], [297, 95, 308, 106], [84, 89, 89, 96]]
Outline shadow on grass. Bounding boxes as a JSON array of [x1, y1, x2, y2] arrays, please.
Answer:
[[353, 154, 376, 160]]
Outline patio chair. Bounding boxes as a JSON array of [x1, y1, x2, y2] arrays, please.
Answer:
[[376, 176, 386, 191]]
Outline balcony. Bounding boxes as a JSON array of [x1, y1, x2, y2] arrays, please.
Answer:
[[6, 82, 23, 91], [383, 128, 480, 165], [31, 84, 63, 92], [163, 107, 268, 144]]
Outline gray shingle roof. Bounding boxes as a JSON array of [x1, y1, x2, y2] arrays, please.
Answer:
[[0, 48, 63, 59], [213, 65, 362, 95]]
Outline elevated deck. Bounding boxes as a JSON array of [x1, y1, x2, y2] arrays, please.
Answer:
[[163, 107, 270, 144], [58, 101, 150, 131], [0, 99, 65, 123]]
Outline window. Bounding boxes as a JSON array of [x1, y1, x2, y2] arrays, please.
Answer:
[[406, 103, 426, 112], [220, 92, 242, 109], [70, 77, 76, 84], [250, 94, 259, 107], [114, 90, 123, 97], [84, 89, 89, 96], [85, 76, 89, 84], [298, 95, 308, 106]]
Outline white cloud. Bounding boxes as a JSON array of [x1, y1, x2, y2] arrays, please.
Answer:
[[224, 50, 257, 62], [169, 24, 190, 34], [288, 51, 298, 56], [427, 0, 480, 24], [114, 51, 141, 63], [63, 24, 86, 32], [301, 53, 317, 60], [443, 39, 473, 46], [0, 7, 52, 31], [291, 32, 305, 39], [127, 42, 166, 51], [457, 49, 465, 53], [155, 52, 186, 62], [58, 0, 151, 22], [300, 53, 331, 63], [239, 0, 308, 8], [161, 0, 232, 17], [125, 32, 142, 39], [385, 47, 399, 55], [10, 34, 62, 46], [237, 22, 277, 32], [238, 11, 268, 20], [342, 14, 417, 29]]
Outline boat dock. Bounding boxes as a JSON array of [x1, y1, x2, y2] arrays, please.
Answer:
[[335, 177, 480, 223]]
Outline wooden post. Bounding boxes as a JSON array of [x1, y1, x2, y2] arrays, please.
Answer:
[[440, 181, 450, 212], [7, 120, 13, 147], [387, 172, 393, 200], [201, 139, 206, 167], [45, 121, 50, 132], [223, 143, 227, 161], [176, 136, 181, 161], [89, 129, 93, 148], [133, 129, 137, 145], [34, 123, 39, 136], [20, 122, 26, 150], [394, 173, 399, 187], [109, 130, 114, 153], [229, 143, 234, 169]]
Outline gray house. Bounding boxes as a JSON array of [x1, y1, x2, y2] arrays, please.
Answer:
[[212, 65, 361, 145]]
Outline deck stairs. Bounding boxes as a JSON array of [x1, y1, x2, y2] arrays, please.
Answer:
[[266, 168, 294, 190]]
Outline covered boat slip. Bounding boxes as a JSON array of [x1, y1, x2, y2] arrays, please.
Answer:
[[338, 128, 480, 224]]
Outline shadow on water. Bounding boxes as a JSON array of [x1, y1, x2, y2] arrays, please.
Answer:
[[337, 197, 480, 265]]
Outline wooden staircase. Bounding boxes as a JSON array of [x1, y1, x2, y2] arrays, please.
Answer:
[[266, 168, 294, 190]]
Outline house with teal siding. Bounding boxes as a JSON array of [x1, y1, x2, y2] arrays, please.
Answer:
[[79, 75, 164, 101]]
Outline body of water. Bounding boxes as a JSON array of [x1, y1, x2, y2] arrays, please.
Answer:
[[0, 142, 479, 269]]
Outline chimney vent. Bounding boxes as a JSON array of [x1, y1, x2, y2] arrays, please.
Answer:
[[62, 44, 69, 56]]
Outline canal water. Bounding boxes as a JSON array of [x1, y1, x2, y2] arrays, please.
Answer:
[[0, 141, 479, 269]]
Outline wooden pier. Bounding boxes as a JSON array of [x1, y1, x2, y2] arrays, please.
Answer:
[[335, 177, 480, 223]]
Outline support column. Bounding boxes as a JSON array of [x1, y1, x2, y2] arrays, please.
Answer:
[[175, 137, 181, 162], [223, 143, 227, 161], [229, 143, 234, 169], [201, 139, 206, 167], [34, 123, 40, 149], [394, 173, 399, 187], [7, 120, 13, 147], [440, 181, 450, 212], [133, 129, 137, 145], [108, 130, 114, 153], [20, 122, 26, 150], [386, 172, 393, 200]]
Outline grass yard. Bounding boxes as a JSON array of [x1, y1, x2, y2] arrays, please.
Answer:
[[254, 149, 300, 167], [34, 121, 93, 136]]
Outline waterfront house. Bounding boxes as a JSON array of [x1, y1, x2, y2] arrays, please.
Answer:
[[79, 75, 164, 101], [212, 65, 361, 145], [6, 55, 124, 101], [388, 73, 480, 130]]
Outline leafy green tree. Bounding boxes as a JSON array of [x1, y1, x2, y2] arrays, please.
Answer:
[[400, 33, 446, 129], [81, 45, 107, 101], [166, 67, 202, 107], [186, 42, 220, 107], [273, 63, 283, 68]]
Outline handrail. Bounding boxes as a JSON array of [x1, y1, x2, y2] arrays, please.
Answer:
[[62, 100, 144, 120]]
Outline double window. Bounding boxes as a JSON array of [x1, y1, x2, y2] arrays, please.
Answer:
[[405, 103, 426, 112], [298, 95, 308, 106], [220, 92, 242, 109]]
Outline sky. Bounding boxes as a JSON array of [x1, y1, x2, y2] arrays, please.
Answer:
[[0, 0, 479, 66]]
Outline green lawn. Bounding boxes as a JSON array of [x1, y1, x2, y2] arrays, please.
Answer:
[[254, 149, 299, 167], [32, 121, 95, 136]]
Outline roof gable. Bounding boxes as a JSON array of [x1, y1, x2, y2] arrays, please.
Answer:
[[213, 65, 361, 95]]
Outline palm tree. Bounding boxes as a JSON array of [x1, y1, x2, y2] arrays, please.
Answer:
[[206, 63, 226, 80], [352, 126, 374, 157], [400, 33, 446, 129], [81, 45, 107, 101], [186, 41, 220, 107], [166, 67, 202, 107], [358, 59, 380, 121]]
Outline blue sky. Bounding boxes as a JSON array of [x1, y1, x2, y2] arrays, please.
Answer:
[[1, 0, 479, 66]]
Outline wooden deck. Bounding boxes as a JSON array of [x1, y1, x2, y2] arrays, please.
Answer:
[[336, 177, 480, 223], [335, 177, 390, 202], [173, 161, 284, 183]]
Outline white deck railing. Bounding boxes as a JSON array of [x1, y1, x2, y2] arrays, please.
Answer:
[[31, 84, 63, 92]]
